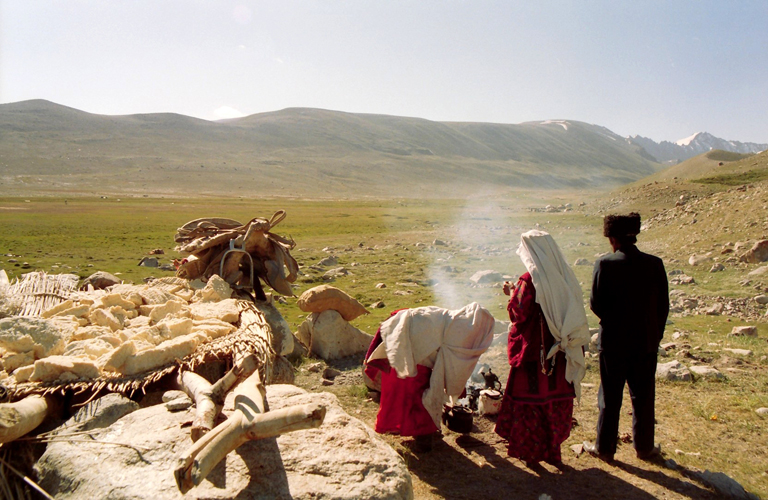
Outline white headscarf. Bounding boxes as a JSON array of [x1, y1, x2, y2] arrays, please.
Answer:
[[516, 230, 590, 399]]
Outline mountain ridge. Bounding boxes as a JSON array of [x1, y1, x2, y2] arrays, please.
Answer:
[[627, 132, 767, 164], [0, 99, 733, 198]]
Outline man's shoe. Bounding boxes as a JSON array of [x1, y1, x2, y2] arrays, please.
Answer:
[[636, 444, 662, 460], [583, 441, 614, 462]]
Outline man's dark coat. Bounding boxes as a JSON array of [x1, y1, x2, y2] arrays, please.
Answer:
[[590, 244, 669, 354], [589, 243, 670, 456]]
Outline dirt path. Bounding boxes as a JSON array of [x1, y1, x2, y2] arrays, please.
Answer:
[[296, 359, 724, 500], [400, 416, 720, 500]]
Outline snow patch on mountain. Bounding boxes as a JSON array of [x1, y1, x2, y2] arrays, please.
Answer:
[[675, 132, 701, 146], [540, 120, 569, 131]]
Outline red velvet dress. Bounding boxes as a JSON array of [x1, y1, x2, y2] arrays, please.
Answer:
[[364, 310, 439, 437], [494, 272, 575, 463]]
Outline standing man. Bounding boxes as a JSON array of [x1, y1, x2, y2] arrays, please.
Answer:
[[584, 213, 669, 461]]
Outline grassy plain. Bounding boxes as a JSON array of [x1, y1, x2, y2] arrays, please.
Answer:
[[1, 189, 767, 498]]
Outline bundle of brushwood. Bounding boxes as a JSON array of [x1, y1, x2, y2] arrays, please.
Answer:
[[0, 271, 79, 318], [174, 210, 299, 298]]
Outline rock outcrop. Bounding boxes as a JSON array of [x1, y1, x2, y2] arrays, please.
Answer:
[[35, 385, 413, 500]]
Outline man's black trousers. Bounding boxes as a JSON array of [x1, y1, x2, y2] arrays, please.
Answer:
[[595, 350, 658, 455]]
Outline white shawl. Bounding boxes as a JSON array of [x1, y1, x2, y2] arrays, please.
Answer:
[[516, 230, 590, 399], [367, 302, 495, 428]]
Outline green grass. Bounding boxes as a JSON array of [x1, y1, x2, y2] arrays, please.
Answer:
[[2, 193, 768, 498], [705, 150, 753, 162], [694, 168, 768, 186]]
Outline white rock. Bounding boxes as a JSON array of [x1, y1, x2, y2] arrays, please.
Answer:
[[2, 351, 34, 372], [747, 265, 768, 277], [754, 295, 768, 304], [35, 385, 413, 500], [63, 338, 115, 359], [695, 470, 753, 499], [469, 270, 502, 284], [323, 267, 349, 280], [137, 287, 175, 306], [723, 348, 753, 356], [704, 303, 724, 315], [298, 310, 373, 361], [688, 253, 713, 266], [318, 256, 338, 266], [12, 364, 34, 383], [0, 317, 71, 357], [689, 365, 726, 380], [147, 299, 189, 323], [729, 326, 758, 337], [197, 274, 233, 302], [656, 360, 692, 381], [30, 355, 100, 382], [87, 308, 123, 332], [755, 407, 768, 416], [189, 298, 239, 323], [156, 317, 194, 339]]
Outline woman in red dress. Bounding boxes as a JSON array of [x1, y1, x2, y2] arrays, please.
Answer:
[[495, 230, 590, 465]]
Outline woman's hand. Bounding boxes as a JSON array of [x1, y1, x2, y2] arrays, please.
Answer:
[[502, 281, 513, 296]]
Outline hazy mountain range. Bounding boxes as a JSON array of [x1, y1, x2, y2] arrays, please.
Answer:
[[0, 99, 762, 198], [627, 132, 767, 164]]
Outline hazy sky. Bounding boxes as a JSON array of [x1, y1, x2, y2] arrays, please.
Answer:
[[1, 1, 766, 143]]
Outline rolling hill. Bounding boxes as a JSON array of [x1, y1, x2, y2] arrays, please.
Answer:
[[0, 99, 664, 198]]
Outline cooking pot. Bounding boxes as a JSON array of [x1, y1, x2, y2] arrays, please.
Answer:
[[443, 404, 473, 433]]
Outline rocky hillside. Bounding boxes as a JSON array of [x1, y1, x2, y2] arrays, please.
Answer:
[[0, 100, 662, 198], [590, 149, 768, 299]]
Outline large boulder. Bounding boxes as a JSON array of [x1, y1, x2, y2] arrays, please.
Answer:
[[80, 271, 122, 290], [296, 285, 368, 321], [296, 310, 373, 360], [739, 239, 768, 264], [694, 470, 757, 500], [35, 385, 413, 500]]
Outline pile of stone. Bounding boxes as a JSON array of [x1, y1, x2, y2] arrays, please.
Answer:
[[529, 203, 574, 213], [668, 289, 766, 321], [0, 273, 291, 389]]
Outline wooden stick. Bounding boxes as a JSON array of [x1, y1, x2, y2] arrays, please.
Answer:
[[178, 353, 259, 441], [0, 395, 54, 444], [177, 372, 218, 442], [174, 370, 326, 493], [0, 455, 56, 500], [210, 353, 258, 404]]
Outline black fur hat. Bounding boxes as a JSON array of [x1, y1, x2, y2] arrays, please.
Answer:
[[603, 212, 641, 238]]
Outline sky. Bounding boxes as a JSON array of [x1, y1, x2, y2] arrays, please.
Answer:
[[1, 1, 767, 143]]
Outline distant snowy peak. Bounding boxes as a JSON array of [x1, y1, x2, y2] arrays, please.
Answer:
[[627, 132, 768, 163], [675, 132, 702, 146]]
